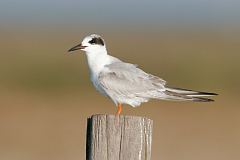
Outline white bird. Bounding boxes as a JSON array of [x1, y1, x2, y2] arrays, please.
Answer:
[[68, 34, 217, 115]]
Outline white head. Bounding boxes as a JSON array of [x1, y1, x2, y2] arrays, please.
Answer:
[[68, 34, 107, 54]]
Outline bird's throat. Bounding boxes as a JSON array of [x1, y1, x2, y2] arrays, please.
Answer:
[[86, 50, 110, 76]]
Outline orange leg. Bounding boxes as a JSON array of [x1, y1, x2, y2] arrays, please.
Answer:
[[116, 103, 122, 115]]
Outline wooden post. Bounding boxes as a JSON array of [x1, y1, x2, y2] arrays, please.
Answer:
[[86, 114, 153, 160]]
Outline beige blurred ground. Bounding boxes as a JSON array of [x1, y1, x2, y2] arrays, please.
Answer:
[[0, 30, 240, 160]]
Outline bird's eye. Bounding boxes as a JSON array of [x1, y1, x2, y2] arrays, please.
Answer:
[[89, 39, 96, 44], [88, 37, 104, 46]]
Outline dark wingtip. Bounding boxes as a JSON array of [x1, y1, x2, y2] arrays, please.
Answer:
[[193, 97, 215, 102], [199, 92, 218, 96], [167, 86, 218, 96]]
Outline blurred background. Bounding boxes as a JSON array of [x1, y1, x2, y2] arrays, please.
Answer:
[[0, 0, 240, 160]]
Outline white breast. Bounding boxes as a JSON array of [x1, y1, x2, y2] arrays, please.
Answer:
[[86, 51, 111, 96]]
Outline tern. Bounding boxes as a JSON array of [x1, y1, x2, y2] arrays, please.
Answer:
[[68, 34, 217, 115]]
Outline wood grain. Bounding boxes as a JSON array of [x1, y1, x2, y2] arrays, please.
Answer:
[[86, 114, 153, 160]]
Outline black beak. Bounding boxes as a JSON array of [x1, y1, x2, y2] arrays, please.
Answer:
[[68, 43, 86, 52]]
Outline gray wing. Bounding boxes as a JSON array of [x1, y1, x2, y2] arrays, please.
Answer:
[[98, 62, 166, 98]]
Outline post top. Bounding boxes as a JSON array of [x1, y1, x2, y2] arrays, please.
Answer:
[[88, 114, 153, 121]]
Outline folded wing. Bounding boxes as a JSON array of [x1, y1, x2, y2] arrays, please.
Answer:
[[98, 62, 166, 101]]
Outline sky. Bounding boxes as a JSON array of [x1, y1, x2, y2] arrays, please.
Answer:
[[0, 0, 240, 30]]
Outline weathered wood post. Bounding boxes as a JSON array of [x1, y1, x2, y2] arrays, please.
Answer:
[[86, 114, 153, 160]]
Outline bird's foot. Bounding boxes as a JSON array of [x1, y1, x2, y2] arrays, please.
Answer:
[[115, 104, 122, 116]]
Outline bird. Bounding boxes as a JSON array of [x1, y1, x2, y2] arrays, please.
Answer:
[[68, 34, 217, 115]]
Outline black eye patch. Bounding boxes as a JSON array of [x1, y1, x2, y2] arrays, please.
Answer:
[[89, 37, 104, 46]]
